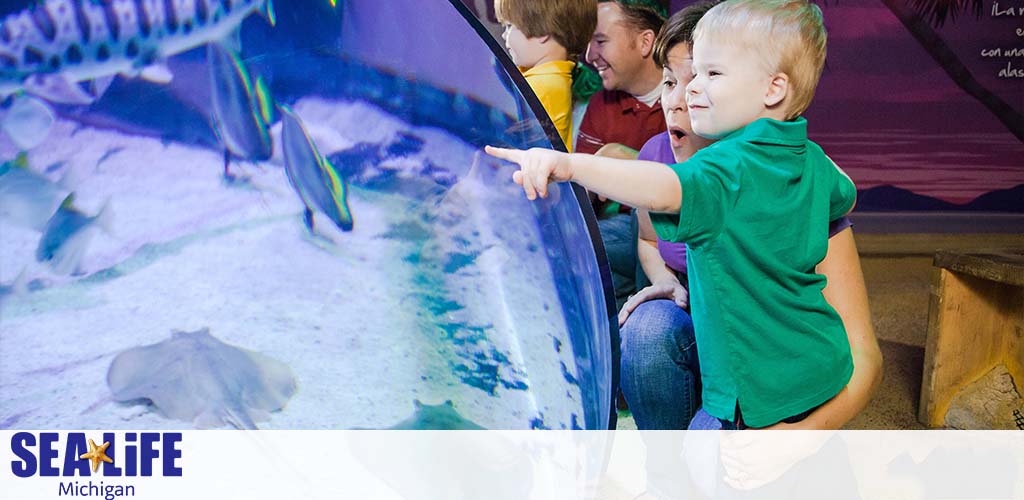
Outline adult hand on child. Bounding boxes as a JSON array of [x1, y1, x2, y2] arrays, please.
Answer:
[[594, 142, 639, 160], [484, 146, 573, 200], [718, 429, 833, 491], [618, 280, 689, 326]]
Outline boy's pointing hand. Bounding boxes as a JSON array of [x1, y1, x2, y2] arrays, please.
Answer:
[[485, 146, 573, 200]]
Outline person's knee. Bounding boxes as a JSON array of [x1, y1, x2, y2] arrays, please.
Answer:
[[624, 301, 698, 370], [620, 301, 675, 364]]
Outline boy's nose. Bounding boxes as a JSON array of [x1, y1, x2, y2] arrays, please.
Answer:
[[686, 79, 701, 95]]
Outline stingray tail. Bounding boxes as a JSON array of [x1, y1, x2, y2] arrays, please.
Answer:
[[225, 406, 259, 430]]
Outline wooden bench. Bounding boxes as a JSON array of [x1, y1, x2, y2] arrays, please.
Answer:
[[918, 249, 1024, 427]]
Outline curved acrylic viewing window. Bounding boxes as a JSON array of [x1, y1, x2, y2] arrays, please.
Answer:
[[0, 0, 613, 430]]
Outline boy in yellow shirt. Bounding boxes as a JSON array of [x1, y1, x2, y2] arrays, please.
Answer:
[[495, 0, 597, 151]]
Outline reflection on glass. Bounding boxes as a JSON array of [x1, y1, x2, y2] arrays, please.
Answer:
[[0, 0, 610, 429]]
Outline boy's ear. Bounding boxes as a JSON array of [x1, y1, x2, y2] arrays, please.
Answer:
[[764, 73, 789, 107]]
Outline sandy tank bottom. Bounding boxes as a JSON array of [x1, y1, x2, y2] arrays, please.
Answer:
[[0, 98, 586, 430]]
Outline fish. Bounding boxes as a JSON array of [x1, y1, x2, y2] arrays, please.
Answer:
[[35, 192, 112, 275], [0, 152, 72, 230], [0, 0, 276, 101], [279, 104, 353, 232], [207, 41, 272, 180], [106, 327, 297, 429], [0, 93, 53, 149]]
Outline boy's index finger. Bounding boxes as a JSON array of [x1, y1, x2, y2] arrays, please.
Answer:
[[484, 145, 522, 164]]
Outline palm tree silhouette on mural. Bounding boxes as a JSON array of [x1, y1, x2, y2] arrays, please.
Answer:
[[879, 0, 1023, 141]]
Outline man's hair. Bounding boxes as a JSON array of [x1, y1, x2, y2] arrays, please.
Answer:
[[597, 0, 666, 35], [494, 0, 598, 58], [652, 0, 721, 67], [694, 0, 827, 119]]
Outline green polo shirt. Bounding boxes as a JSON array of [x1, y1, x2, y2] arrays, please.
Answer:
[[650, 117, 856, 427]]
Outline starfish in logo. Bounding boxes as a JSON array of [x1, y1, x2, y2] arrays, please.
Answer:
[[79, 439, 113, 472]]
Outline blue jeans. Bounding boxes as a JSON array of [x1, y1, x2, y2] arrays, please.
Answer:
[[687, 408, 722, 430], [621, 299, 700, 497], [620, 299, 701, 429]]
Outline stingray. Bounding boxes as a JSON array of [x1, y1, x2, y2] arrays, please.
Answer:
[[106, 328, 297, 429], [383, 400, 486, 430]]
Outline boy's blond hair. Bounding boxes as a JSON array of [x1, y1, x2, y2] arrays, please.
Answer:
[[694, 0, 826, 120], [494, 0, 598, 59]]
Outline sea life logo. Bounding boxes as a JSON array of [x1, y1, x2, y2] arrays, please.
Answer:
[[10, 432, 182, 498]]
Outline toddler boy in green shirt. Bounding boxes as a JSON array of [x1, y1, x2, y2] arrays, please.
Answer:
[[486, 0, 856, 428]]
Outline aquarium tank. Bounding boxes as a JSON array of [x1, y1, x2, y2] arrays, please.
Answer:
[[0, 0, 615, 430]]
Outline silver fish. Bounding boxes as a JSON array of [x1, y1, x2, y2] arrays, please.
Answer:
[[279, 104, 353, 232], [35, 192, 111, 275], [0, 0, 276, 101], [0, 93, 53, 149], [0, 152, 69, 230], [207, 41, 272, 180]]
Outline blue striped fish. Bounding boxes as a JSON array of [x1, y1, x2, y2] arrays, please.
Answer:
[[0, 0, 275, 103], [279, 104, 354, 233], [207, 41, 271, 180]]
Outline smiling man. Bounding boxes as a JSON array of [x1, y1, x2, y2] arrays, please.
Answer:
[[577, 0, 667, 158]]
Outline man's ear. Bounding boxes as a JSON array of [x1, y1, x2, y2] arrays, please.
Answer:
[[639, 29, 656, 57], [765, 73, 789, 107]]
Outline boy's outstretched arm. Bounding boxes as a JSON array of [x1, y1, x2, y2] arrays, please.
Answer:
[[484, 146, 683, 213]]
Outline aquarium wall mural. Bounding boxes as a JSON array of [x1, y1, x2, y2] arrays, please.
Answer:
[[0, 0, 615, 430]]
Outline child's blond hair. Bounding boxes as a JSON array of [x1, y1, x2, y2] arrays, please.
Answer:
[[494, 0, 598, 60], [694, 0, 826, 120]]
